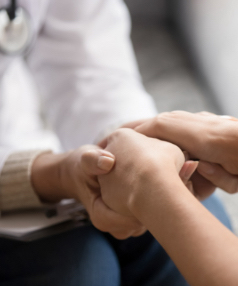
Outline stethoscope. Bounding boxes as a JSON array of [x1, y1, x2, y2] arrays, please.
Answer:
[[0, 0, 33, 55]]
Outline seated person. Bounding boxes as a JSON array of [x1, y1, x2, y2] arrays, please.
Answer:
[[0, 0, 232, 284]]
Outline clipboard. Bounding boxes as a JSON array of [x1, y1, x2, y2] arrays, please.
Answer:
[[0, 200, 90, 242]]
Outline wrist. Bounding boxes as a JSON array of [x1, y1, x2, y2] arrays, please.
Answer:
[[31, 152, 70, 203], [129, 171, 182, 221]]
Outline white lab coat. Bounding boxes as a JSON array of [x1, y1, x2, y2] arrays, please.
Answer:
[[0, 0, 157, 172]]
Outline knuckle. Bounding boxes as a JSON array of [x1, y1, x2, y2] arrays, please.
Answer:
[[81, 150, 94, 162], [108, 128, 134, 141], [79, 145, 97, 154], [153, 114, 164, 128], [107, 129, 123, 141], [80, 149, 99, 166], [156, 111, 178, 124], [82, 148, 99, 157]]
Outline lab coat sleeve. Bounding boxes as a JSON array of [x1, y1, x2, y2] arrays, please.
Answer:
[[0, 35, 46, 212], [27, 0, 158, 150]]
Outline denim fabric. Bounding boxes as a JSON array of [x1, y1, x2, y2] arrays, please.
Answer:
[[0, 226, 120, 286], [0, 194, 231, 286], [106, 194, 232, 286]]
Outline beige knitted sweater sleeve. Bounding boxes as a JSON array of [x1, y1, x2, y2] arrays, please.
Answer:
[[0, 150, 51, 213]]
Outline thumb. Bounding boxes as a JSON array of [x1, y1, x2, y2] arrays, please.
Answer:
[[81, 149, 115, 176], [179, 160, 199, 184]]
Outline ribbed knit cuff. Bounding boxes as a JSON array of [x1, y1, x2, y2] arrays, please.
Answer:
[[0, 150, 52, 213]]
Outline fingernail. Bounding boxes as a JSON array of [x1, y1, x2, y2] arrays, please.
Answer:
[[220, 115, 238, 121], [97, 156, 115, 171], [220, 115, 232, 119], [197, 161, 215, 175], [100, 150, 115, 159]]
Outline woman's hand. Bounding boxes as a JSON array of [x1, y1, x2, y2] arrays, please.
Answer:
[[98, 128, 196, 217], [135, 111, 238, 195], [31, 145, 146, 239]]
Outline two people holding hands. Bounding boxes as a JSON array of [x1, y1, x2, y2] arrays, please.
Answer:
[[96, 111, 238, 286], [31, 110, 238, 285], [27, 110, 237, 286]]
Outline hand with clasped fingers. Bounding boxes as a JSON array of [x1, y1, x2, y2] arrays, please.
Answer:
[[132, 111, 238, 198], [98, 128, 197, 217], [31, 144, 146, 239], [97, 127, 238, 286]]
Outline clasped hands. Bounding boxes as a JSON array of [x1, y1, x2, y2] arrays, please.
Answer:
[[97, 111, 238, 237], [32, 111, 238, 239]]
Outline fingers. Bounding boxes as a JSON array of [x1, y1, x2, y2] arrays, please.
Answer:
[[135, 111, 199, 156], [91, 197, 145, 240], [179, 160, 198, 184], [179, 160, 200, 197], [81, 148, 115, 176], [197, 161, 238, 194], [179, 160, 198, 196], [179, 160, 216, 200], [120, 119, 148, 129], [134, 111, 223, 161], [190, 171, 216, 200], [199, 112, 238, 122], [219, 115, 238, 121]]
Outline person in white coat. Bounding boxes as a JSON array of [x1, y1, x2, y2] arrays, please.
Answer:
[[0, 0, 231, 285]]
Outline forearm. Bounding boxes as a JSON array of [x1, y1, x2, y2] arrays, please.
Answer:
[[131, 175, 238, 286]]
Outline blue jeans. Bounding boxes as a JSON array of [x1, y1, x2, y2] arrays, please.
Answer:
[[0, 194, 232, 286]]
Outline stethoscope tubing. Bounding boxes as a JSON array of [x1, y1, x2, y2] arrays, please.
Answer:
[[7, 0, 17, 20]]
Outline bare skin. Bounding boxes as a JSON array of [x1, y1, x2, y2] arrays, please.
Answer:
[[31, 125, 196, 239], [98, 128, 238, 286], [31, 145, 146, 239], [135, 111, 238, 195]]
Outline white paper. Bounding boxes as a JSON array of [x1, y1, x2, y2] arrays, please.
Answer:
[[0, 210, 71, 237]]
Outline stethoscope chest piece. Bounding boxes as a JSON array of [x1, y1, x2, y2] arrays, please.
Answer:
[[0, 7, 33, 55]]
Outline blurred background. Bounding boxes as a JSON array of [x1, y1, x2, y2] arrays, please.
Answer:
[[124, 0, 238, 233]]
